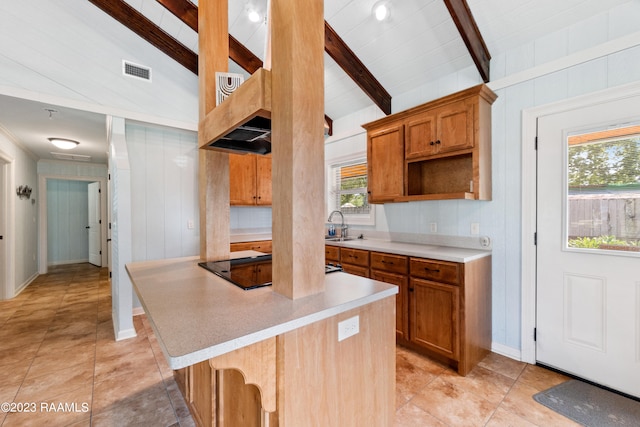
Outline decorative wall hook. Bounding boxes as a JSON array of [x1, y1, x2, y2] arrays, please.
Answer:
[[16, 185, 32, 199]]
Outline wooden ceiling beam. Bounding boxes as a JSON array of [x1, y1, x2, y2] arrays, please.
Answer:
[[324, 22, 391, 115], [443, 0, 491, 82], [87, 0, 197, 74]]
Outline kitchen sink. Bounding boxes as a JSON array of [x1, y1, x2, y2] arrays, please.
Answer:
[[325, 237, 357, 242]]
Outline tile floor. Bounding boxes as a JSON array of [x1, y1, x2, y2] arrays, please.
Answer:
[[0, 263, 579, 426]]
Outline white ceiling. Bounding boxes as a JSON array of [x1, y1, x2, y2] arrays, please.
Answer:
[[0, 0, 633, 165]]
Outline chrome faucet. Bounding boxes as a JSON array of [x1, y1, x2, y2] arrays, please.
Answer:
[[328, 210, 348, 238]]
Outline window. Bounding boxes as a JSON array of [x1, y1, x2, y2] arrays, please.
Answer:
[[326, 157, 374, 225], [566, 125, 640, 253]]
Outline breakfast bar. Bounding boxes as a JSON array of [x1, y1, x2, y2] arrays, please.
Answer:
[[126, 252, 398, 426]]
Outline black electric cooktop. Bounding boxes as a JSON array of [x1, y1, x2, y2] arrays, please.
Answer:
[[198, 254, 343, 290]]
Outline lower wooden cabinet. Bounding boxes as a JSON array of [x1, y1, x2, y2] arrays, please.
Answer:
[[340, 248, 370, 278], [371, 270, 408, 340], [409, 278, 459, 359], [326, 244, 491, 376], [325, 245, 340, 264], [230, 240, 272, 253]]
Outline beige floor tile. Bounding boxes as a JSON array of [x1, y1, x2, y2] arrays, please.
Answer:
[[485, 407, 539, 427], [91, 382, 178, 427], [16, 359, 95, 402], [395, 402, 449, 427], [500, 381, 581, 426], [517, 364, 571, 392], [478, 351, 528, 380], [0, 342, 41, 367], [411, 377, 498, 426], [438, 364, 516, 404], [28, 341, 96, 378], [395, 346, 445, 405]]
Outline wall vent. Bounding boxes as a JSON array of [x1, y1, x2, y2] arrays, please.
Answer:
[[51, 152, 92, 162], [122, 60, 152, 82]]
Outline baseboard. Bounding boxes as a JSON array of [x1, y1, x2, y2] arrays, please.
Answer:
[[132, 306, 145, 316], [112, 313, 137, 341], [13, 272, 39, 298], [48, 259, 90, 266], [491, 342, 522, 362]]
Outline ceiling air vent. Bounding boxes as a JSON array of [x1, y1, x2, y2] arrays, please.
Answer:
[[122, 60, 151, 82], [51, 152, 92, 162]]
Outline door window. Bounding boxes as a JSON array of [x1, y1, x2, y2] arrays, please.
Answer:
[[566, 125, 640, 254]]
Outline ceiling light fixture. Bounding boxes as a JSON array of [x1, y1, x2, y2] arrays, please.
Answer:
[[372, 1, 391, 21], [248, 9, 261, 23], [48, 138, 79, 150]]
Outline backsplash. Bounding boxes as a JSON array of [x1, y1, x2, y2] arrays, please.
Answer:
[[230, 206, 272, 230]]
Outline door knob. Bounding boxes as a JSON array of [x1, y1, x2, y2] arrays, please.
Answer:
[[85, 226, 90, 229]]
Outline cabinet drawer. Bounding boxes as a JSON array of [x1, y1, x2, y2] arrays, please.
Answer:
[[340, 248, 370, 267], [410, 258, 460, 285], [370, 252, 408, 275], [230, 240, 272, 253], [325, 245, 340, 263], [341, 263, 370, 278]]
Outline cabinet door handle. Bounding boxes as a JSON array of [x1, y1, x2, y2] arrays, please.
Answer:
[[409, 288, 414, 292], [435, 140, 441, 145], [424, 267, 440, 273], [429, 141, 435, 146], [381, 260, 394, 265]]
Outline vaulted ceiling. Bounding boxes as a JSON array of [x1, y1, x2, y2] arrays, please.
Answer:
[[0, 0, 633, 163]]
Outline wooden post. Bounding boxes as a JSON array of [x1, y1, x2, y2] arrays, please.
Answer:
[[198, 0, 230, 261], [271, 0, 325, 299]]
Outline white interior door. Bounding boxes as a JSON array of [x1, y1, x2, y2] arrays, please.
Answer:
[[88, 181, 101, 266], [536, 96, 640, 398]]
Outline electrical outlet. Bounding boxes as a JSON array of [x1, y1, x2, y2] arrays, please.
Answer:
[[430, 223, 437, 233], [480, 236, 491, 248], [471, 222, 480, 235], [338, 315, 359, 341], [187, 220, 194, 229]]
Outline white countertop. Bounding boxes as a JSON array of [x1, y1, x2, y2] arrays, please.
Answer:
[[126, 254, 398, 370], [328, 238, 490, 263]]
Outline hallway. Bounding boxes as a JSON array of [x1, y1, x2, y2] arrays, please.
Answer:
[[0, 263, 578, 426], [0, 263, 193, 426]]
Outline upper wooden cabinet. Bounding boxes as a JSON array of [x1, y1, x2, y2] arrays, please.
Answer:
[[363, 84, 497, 202], [366, 123, 405, 203], [229, 153, 272, 206]]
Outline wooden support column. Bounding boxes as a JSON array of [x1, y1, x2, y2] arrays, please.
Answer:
[[198, 0, 230, 261], [271, 0, 325, 299]]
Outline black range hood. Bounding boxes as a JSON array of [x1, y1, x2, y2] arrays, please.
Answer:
[[208, 116, 272, 155]]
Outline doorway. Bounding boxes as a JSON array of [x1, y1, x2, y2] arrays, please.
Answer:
[[38, 174, 108, 273], [522, 82, 640, 399]]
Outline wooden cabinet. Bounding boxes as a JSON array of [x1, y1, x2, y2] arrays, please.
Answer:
[[324, 243, 491, 376], [370, 252, 409, 340], [366, 124, 405, 203], [230, 240, 272, 253], [406, 256, 491, 376], [363, 84, 496, 202], [325, 245, 340, 264], [405, 102, 474, 159], [409, 278, 459, 360], [229, 153, 272, 205], [340, 247, 370, 278]]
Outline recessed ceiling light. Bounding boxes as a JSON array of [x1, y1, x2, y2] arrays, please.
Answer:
[[48, 138, 79, 150], [372, 1, 391, 21], [248, 9, 261, 23]]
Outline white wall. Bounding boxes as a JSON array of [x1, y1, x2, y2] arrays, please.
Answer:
[[125, 122, 200, 261], [0, 131, 38, 297], [324, 1, 640, 357], [46, 179, 89, 265]]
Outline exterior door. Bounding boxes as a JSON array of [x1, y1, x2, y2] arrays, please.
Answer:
[[536, 96, 640, 398], [88, 181, 101, 266]]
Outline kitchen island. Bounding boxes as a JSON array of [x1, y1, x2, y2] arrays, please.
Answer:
[[126, 252, 398, 426]]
